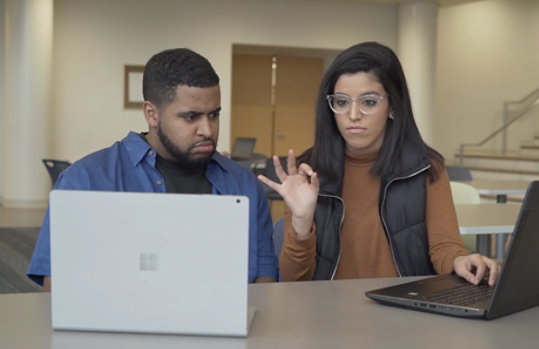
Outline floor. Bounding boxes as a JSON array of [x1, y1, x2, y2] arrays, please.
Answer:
[[0, 205, 47, 293], [0, 206, 47, 228]]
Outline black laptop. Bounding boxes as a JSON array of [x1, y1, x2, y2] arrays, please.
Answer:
[[366, 181, 539, 320]]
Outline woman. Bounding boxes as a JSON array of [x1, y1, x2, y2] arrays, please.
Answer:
[[258, 42, 499, 286]]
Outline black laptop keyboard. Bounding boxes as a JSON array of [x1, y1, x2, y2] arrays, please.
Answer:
[[419, 282, 494, 307]]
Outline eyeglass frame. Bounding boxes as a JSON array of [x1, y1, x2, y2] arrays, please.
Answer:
[[326, 93, 389, 116]]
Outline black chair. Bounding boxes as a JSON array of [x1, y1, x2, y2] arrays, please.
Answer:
[[272, 217, 285, 258], [42, 159, 71, 185], [262, 156, 287, 200], [446, 165, 473, 181], [272, 217, 285, 281]]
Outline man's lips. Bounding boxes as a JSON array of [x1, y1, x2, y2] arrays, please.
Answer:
[[192, 141, 215, 153]]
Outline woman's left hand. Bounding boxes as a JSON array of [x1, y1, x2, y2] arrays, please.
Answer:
[[453, 254, 501, 286]]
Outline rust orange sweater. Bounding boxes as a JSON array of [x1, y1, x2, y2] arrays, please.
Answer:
[[280, 150, 469, 281]]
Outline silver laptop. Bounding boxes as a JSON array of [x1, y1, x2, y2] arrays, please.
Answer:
[[49, 190, 254, 336], [366, 180, 539, 320]]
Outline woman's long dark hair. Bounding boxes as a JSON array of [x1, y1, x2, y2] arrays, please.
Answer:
[[306, 42, 443, 185]]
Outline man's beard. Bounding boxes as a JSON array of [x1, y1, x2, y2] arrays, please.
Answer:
[[158, 123, 216, 166]]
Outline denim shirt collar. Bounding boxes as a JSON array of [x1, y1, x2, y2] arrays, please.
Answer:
[[122, 131, 154, 166], [122, 131, 231, 174]]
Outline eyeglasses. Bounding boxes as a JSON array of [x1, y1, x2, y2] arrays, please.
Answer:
[[326, 93, 388, 115]]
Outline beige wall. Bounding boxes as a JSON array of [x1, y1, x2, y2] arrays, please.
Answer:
[[435, 0, 539, 160], [2, 0, 539, 203], [0, 0, 4, 200], [51, 0, 397, 162]]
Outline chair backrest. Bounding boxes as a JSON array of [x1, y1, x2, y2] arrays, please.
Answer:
[[446, 166, 473, 181], [262, 157, 287, 200], [450, 181, 480, 204], [42, 159, 71, 186], [272, 217, 285, 259]]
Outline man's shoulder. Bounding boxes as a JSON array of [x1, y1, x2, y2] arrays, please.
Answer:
[[71, 140, 125, 168], [72, 132, 145, 168], [55, 133, 147, 188]]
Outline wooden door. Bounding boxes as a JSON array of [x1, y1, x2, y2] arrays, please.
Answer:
[[231, 53, 323, 221], [273, 56, 322, 156], [231, 54, 273, 156]]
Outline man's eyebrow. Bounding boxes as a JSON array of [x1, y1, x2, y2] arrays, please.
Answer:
[[211, 107, 222, 114], [179, 110, 201, 117]]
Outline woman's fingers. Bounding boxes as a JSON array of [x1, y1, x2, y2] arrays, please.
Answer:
[[454, 254, 501, 286], [257, 174, 282, 193], [286, 149, 298, 176], [309, 172, 320, 189], [297, 163, 314, 177], [273, 156, 288, 183], [482, 255, 500, 286]]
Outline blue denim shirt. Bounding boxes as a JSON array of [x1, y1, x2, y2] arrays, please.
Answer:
[[27, 132, 278, 284]]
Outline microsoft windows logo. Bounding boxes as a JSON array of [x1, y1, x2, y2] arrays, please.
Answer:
[[139, 253, 159, 271]]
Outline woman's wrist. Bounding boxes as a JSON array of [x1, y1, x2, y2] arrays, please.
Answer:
[[291, 215, 314, 240]]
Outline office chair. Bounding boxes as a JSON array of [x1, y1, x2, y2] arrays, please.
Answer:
[[272, 217, 285, 281], [262, 157, 287, 200], [446, 165, 473, 181], [273, 217, 285, 259], [450, 181, 481, 252], [42, 159, 72, 186]]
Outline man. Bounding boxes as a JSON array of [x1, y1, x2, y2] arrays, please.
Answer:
[[27, 48, 278, 290]]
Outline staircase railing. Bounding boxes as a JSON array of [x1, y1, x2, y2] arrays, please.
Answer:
[[459, 87, 539, 166]]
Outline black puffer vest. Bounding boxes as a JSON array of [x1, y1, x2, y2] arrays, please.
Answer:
[[311, 141, 435, 280]]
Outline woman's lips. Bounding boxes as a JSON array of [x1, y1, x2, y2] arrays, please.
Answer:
[[347, 126, 366, 134]]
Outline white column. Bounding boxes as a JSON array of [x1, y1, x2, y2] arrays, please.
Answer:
[[397, 2, 437, 145], [0, 0, 5, 204], [2, 0, 53, 207]]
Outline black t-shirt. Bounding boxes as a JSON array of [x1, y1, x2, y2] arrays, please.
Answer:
[[155, 155, 213, 194]]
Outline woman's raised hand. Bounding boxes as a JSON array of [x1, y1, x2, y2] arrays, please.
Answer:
[[258, 150, 319, 239]]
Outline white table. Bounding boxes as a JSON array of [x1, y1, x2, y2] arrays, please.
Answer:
[[455, 203, 521, 257], [463, 179, 530, 199], [460, 179, 530, 258], [2, 278, 539, 348]]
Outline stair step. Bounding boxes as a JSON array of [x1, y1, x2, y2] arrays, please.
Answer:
[[456, 152, 539, 162], [520, 143, 539, 149], [466, 166, 539, 176], [480, 194, 523, 203], [520, 144, 539, 155], [455, 139, 539, 182]]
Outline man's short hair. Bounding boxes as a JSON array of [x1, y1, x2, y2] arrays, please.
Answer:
[[142, 48, 220, 108]]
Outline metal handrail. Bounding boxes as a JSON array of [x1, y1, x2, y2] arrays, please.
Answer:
[[459, 87, 539, 166]]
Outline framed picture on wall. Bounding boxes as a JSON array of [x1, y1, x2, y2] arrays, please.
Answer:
[[123, 65, 145, 109]]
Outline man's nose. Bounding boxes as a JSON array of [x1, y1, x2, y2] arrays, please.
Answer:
[[197, 116, 212, 137]]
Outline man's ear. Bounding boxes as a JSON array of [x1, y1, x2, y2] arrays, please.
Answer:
[[143, 101, 159, 129]]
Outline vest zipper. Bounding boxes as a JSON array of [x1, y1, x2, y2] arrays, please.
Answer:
[[380, 164, 431, 277], [318, 193, 346, 280]]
